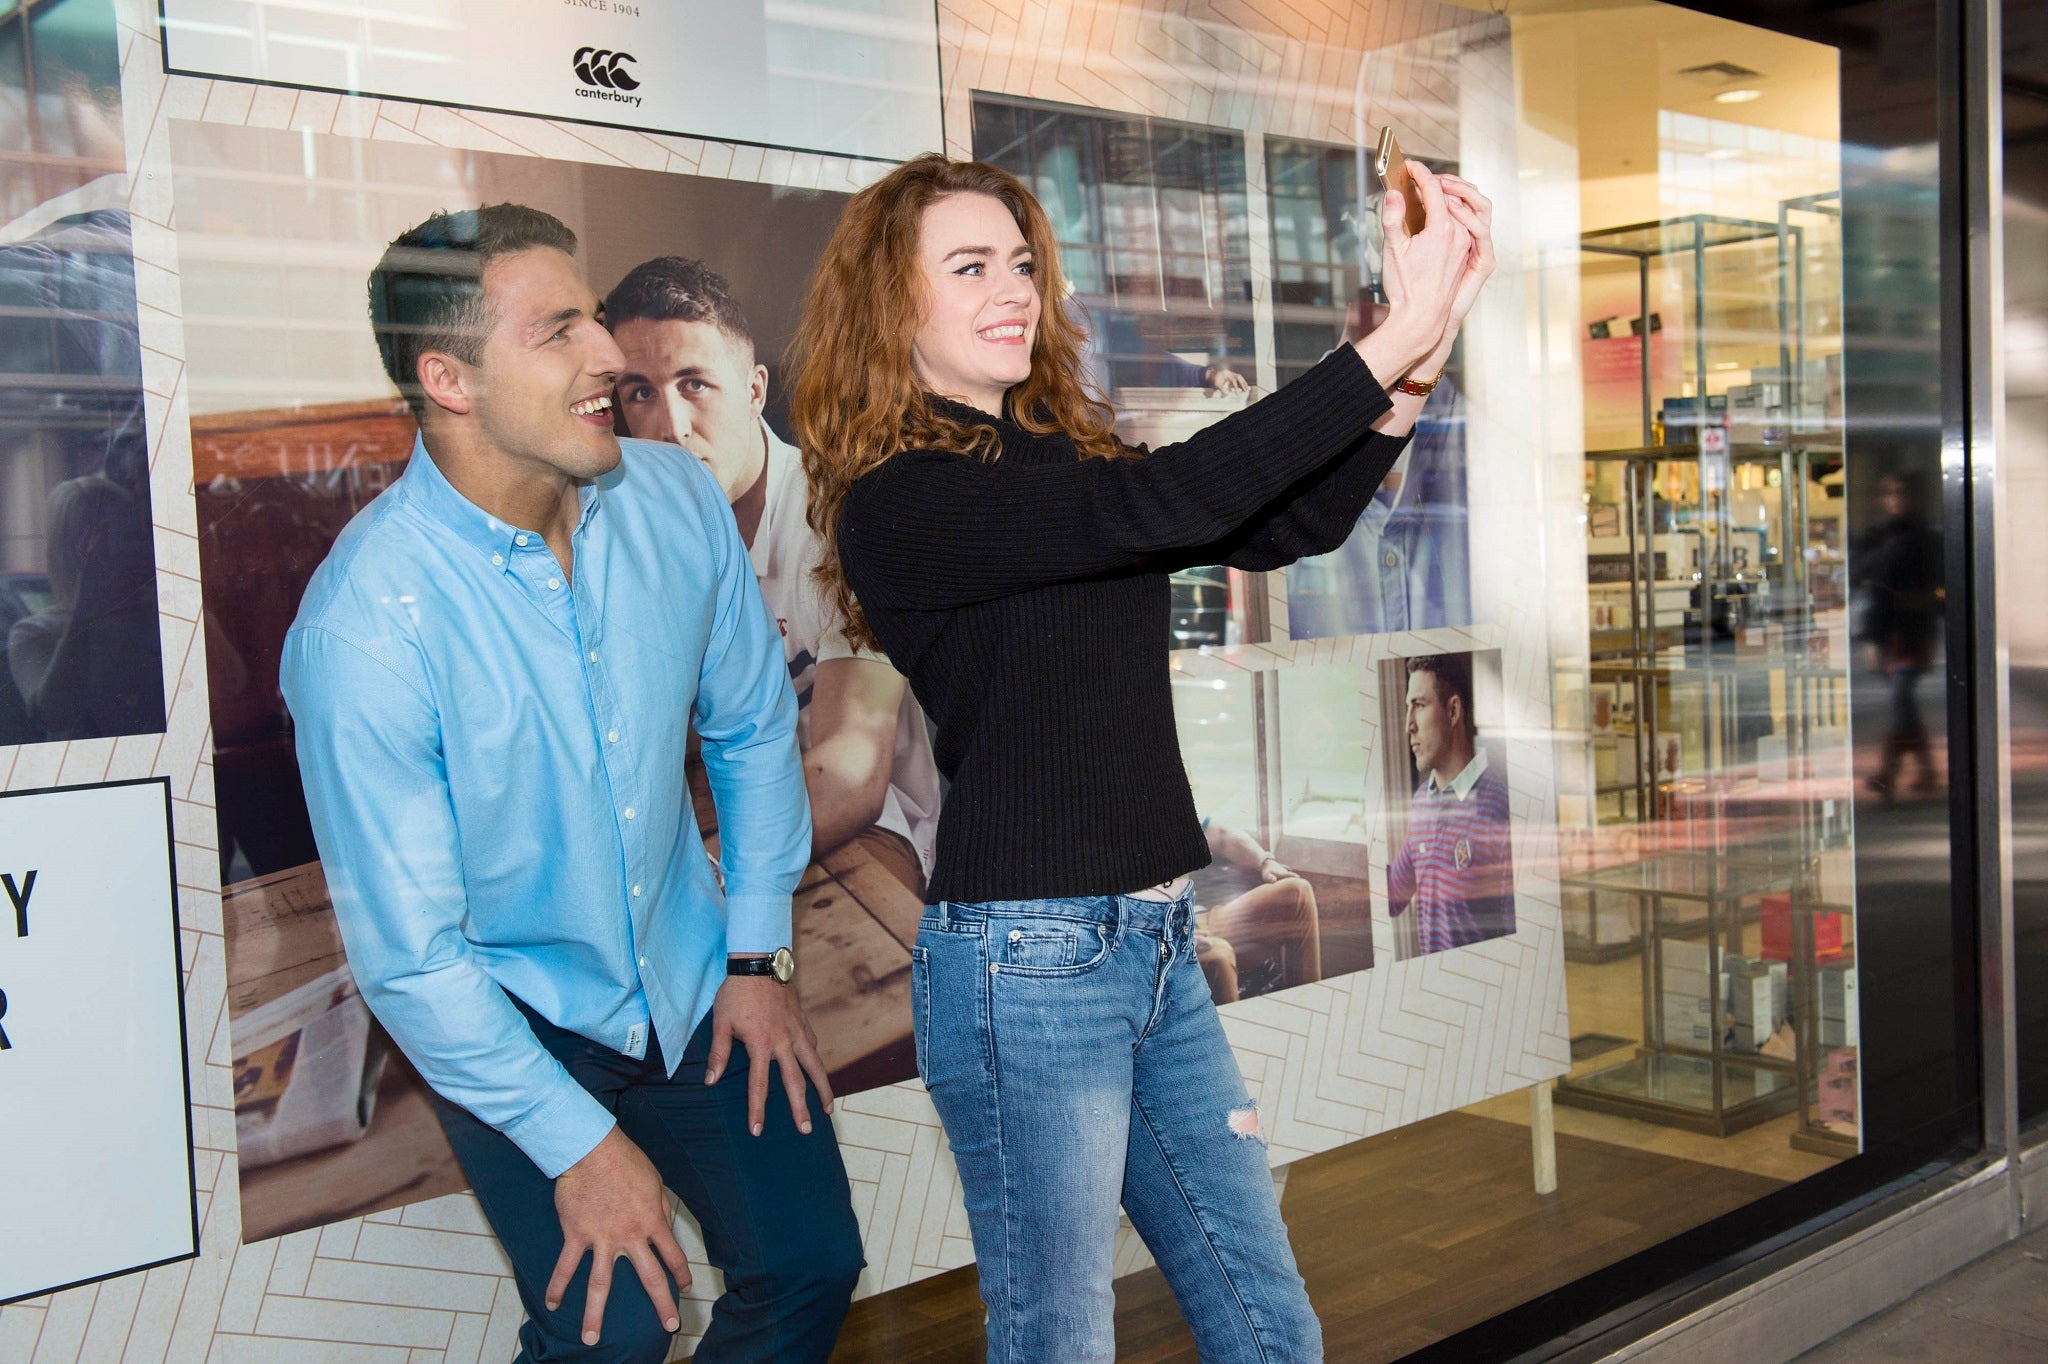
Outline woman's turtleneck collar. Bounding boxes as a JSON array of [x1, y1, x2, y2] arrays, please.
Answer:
[[926, 390, 1012, 425]]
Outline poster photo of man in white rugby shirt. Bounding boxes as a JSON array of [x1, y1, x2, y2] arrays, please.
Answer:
[[604, 254, 942, 1092]]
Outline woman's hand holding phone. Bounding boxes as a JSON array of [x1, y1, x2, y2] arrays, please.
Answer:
[[1431, 173, 1496, 343], [1356, 158, 1474, 384]]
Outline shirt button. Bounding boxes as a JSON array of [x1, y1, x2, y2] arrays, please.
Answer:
[[548, 577, 562, 591], [491, 553, 504, 566], [516, 534, 530, 546], [1384, 550, 1399, 567], [589, 650, 599, 663], [608, 730, 620, 743], [632, 884, 643, 897], [638, 955, 647, 968], [624, 806, 637, 820]]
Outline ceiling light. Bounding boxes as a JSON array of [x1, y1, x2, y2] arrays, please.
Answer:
[[1716, 88, 1763, 104]]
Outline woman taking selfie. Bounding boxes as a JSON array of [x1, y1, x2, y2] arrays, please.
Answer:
[[789, 152, 1492, 1362]]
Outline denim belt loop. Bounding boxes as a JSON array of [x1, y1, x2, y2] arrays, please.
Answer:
[[1108, 896, 1129, 953], [933, 900, 952, 931]]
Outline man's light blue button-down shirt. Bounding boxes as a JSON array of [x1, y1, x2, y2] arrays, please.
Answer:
[[280, 436, 809, 1178], [1287, 375, 1470, 638]]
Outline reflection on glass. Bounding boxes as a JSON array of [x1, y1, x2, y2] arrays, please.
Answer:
[[973, 94, 1255, 400], [2006, 89, 2048, 1123], [1554, 81, 1860, 1148], [1274, 662, 1366, 845], [1170, 661, 1373, 997], [0, 0, 164, 746]]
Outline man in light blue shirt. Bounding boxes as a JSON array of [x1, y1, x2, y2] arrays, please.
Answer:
[[280, 204, 861, 1363], [1287, 373, 1470, 639]]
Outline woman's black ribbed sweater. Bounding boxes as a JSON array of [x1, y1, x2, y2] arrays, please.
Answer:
[[837, 344, 1409, 904]]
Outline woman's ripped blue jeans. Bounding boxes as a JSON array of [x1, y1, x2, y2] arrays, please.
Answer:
[[912, 892, 1323, 1364]]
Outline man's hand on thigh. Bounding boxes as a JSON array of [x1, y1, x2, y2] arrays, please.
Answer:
[[547, 1126, 692, 1347], [704, 975, 835, 1137]]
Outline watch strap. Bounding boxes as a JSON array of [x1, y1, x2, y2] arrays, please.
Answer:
[[1392, 372, 1441, 397], [727, 946, 795, 982]]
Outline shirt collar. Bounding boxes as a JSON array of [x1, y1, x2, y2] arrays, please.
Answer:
[[397, 433, 601, 565], [1427, 746, 1489, 801], [748, 420, 798, 573]]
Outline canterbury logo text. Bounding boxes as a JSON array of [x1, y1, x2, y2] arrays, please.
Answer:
[[573, 48, 640, 91]]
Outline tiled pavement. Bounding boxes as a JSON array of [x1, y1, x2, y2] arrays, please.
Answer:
[[1796, 1222, 2048, 1361]]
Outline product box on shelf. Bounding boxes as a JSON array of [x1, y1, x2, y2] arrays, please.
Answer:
[[1663, 938, 1713, 973], [1661, 967, 1715, 1003], [1815, 1046, 1858, 1129], [1761, 891, 1848, 961], [1816, 847, 1855, 907], [1727, 969, 1776, 1031], [1661, 989, 1718, 1026], [1727, 378, 1788, 442], [1665, 1017, 1719, 1050], [1816, 960, 1860, 1046], [1659, 394, 1730, 445]]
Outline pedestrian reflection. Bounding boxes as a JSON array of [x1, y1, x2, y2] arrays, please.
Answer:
[[8, 467, 162, 740], [1854, 471, 1943, 801]]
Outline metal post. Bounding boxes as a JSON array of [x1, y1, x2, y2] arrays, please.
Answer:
[[1641, 253, 1655, 447], [1958, 0, 2018, 1213], [1694, 220, 1714, 585]]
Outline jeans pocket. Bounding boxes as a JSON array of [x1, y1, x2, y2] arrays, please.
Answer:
[[991, 917, 1113, 977], [910, 943, 932, 1087]]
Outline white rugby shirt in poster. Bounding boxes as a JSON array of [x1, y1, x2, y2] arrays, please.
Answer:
[[748, 421, 941, 876]]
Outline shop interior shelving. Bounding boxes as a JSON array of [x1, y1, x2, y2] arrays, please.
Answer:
[[1556, 210, 1855, 1140]]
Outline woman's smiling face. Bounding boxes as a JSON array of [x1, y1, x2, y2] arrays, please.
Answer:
[[910, 192, 1041, 415]]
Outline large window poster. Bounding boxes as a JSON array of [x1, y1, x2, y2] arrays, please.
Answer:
[[150, 0, 1574, 1335], [174, 121, 938, 1242], [0, 0, 167, 747]]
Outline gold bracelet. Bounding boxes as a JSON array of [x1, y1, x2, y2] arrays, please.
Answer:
[[1391, 372, 1441, 397]]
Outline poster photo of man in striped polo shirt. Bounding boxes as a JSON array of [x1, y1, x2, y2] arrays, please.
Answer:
[[1386, 651, 1517, 959]]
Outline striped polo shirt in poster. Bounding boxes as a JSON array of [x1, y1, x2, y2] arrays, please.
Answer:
[[1389, 748, 1516, 955]]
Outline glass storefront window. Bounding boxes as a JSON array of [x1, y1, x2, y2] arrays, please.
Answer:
[[2005, 18, 2048, 1125], [0, 0, 1987, 1356]]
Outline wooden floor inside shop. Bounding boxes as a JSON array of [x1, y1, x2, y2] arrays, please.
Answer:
[[816, 1109, 1787, 1364], [798, 944, 1845, 1364]]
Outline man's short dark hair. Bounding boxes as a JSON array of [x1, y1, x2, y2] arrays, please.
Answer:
[[602, 256, 755, 354], [1408, 652, 1478, 738], [367, 204, 578, 414]]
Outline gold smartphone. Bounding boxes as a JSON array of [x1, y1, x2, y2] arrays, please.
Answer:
[[1374, 127, 1429, 237]]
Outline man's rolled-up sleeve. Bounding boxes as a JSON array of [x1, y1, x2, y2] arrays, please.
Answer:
[[281, 625, 617, 1178]]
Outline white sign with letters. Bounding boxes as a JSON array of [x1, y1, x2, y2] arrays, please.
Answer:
[[159, 0, 944, 163], [0, 778, 194, 1305]]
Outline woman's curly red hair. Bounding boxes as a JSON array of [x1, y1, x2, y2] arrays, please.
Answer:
[[788, 154, 1126, 650]]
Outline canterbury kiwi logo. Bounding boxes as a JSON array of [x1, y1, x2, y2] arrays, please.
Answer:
[[573, 48, 640, 91]]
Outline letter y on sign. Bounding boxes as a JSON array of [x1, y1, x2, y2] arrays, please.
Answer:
[[4, 869, 35, 937]]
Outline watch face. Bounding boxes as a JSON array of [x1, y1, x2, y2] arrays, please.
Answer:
[[771, 946, 795, 983]]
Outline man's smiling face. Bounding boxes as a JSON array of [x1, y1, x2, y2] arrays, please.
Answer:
[[465, 245, 626, 482]]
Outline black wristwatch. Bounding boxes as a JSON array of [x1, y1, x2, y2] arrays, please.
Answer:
[[727, 947, 796, 984]]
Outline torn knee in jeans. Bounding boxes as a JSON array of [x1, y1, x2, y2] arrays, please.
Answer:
[[1227, 1102, 1264, 1143]]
